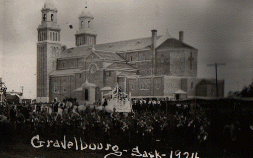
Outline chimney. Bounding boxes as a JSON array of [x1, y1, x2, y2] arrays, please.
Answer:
[[151, 30, 157, 76], [179, 31, 184, 42]]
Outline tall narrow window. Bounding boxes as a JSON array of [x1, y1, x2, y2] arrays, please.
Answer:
[[56, 32, 58, 41], [53, 32, 55, 41], [88, 21, 91, 28], [130, 56, 132, 61], [81, 21, 84, 28], [85, 89, 89, 101], [44, 32, 47, 40], [54, 82, 58, 93], [91, 37, 95, 44], [43, 14, 47, 21], [188, 52, 194, 70], [139, 53, 143, 61], [51, 14, 54, 21], [50, 32, 52, 40]]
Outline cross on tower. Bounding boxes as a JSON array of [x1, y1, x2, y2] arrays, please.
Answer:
[[188, 52, 194, 70]]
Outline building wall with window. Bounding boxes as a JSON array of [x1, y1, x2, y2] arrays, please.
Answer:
[[127, 76, 164, 97]]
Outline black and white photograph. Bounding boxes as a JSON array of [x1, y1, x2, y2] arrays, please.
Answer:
[[0, 0, 253, 157]]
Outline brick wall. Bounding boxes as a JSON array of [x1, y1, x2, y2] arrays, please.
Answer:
[[37, 44, 47, 98], [153, 77, 164, 96], [170, 51, 185, 76], [156, 50, 170, 75], [104, 70, 117, 89], [163, 76, 182, 97], [135, 61, 152, 76]]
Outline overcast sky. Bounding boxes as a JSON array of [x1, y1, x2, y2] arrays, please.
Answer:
[[0, 0, 253, 99]]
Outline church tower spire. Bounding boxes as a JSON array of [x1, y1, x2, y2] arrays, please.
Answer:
[[75, 9, 97, 46], [37, 0, 61, 103]]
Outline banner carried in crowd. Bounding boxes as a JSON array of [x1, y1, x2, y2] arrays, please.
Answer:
[[107, 85, 132, 113]]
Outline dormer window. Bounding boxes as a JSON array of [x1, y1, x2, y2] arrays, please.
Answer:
[[51, 14, 54, 21], [43, 14, 47, 21]]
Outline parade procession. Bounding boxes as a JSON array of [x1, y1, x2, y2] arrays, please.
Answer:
[[1, 83, 253, 157]]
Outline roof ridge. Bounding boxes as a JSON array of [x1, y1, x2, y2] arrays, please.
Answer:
[[63, 35, 164, 50], [96, 35, 163, 46]]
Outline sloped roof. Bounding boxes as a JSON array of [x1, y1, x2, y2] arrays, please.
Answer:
[[6, 94, 19, 99], [50, 68, 83, 76], [118, 71, 138, 77], [157, 38, 197, 50], [100, 86, 112, 91], [74, 80, 97, 92], [105, 62, 137, 70], [94, 36, 162, 52], [196, 79, 224, 86], [60, 47, 92, 58], [95, 51, 125, 61], [174, 90, 187, 94], [59, 34, 197, 59]]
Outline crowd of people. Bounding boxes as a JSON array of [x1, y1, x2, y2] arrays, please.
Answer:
[[0, 98, 252, 157]]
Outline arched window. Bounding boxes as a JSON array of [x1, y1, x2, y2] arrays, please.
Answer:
[[81, 21, 84, 28], [51, 14, 54, 21], [88, 21, 91, 28], [43, 14, 47, 21]]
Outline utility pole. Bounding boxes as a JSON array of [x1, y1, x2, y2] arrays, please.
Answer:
[[207, 63, 226, 98]]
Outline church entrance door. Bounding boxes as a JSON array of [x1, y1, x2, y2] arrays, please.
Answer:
[[85, 89, 89, 101]]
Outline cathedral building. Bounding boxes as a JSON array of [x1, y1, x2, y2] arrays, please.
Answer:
[[36, 1, 224, 103]]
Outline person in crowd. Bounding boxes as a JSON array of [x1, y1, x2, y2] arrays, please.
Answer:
[[16, 109, 25, 135], [103, 98, 107, 107], [10, 106, 16, 124]]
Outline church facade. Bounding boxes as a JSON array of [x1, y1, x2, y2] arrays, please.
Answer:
[[36, 1, 224, 103]]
